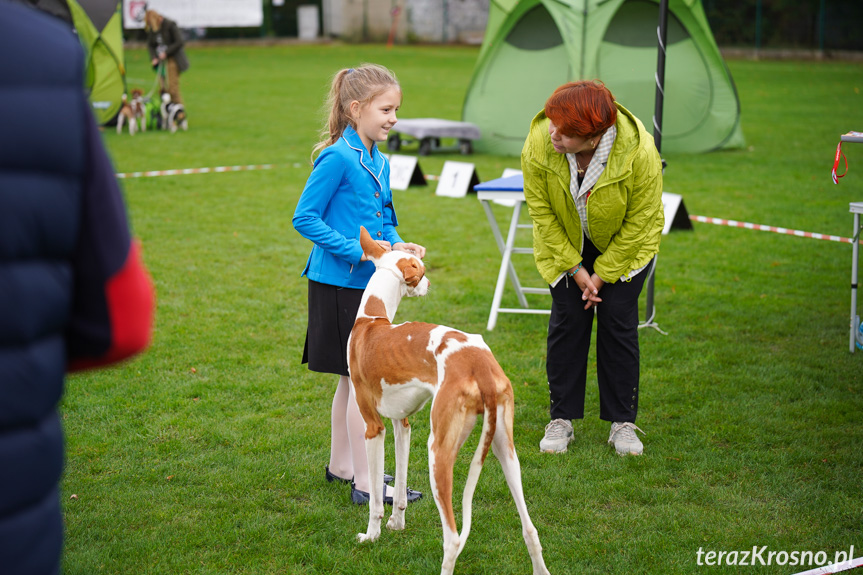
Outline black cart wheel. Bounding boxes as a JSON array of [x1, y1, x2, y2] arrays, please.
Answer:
[[387, 133, 401, 152], [418, 138, 432, 156]]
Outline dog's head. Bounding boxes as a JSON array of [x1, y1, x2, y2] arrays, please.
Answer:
[[359, 226, 429, 298], [131, 89, 144, 100]]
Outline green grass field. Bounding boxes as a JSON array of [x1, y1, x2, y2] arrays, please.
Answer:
[[61, 43, 862, 574]]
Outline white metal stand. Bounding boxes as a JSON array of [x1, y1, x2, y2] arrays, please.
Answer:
[[477, 190, 550, 331], [850, 202, 863, 352]]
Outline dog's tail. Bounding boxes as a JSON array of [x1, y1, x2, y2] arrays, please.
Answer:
[[456, 393, 498, 557]]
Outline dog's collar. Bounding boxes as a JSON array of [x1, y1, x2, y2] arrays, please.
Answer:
[[379, 265, 406, 283]]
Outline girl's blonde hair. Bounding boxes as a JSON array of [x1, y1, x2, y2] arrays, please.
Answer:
[[312, 63, 400, 160]]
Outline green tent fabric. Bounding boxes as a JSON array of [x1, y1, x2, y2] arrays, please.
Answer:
[[66, 0, 126, 125], [462, 0, 745, 156]]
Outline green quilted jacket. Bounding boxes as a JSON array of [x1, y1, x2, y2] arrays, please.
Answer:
[[521, 103, 664, 285]]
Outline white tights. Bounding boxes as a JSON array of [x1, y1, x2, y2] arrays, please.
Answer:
[[328, 375, 393, 496]]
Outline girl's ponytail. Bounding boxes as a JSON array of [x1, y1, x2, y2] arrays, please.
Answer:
[[312, 69, 351, 160]]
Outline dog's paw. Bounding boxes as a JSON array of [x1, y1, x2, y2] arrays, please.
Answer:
[[386, 515, 405, 531], [356, 531, 380, 543]]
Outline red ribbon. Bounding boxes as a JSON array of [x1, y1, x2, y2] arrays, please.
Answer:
[[833, 141, 848, 184]]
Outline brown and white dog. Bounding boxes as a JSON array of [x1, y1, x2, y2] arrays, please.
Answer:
[[116, 89, 145, 135], [348, 226, 550, 575]]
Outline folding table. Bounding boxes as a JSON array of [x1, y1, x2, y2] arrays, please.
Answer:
[[387, 118, 481, 156], [474, 174, 550, 330]]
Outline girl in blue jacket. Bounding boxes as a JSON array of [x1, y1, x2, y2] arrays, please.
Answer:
[[293, 64, 425, 505]]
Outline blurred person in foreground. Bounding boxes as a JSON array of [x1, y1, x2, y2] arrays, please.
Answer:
[[0, 2, 155, 573], [521, 80, 663, 457]]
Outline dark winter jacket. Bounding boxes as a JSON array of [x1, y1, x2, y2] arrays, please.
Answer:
[[0, 3, 154, 574], [147, 15, 189, 73]]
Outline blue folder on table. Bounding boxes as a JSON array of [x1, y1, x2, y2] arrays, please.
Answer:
[[474, 174, 524, 192]]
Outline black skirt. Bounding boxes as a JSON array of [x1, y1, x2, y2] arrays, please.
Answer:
[[302, 280, 364, 376]]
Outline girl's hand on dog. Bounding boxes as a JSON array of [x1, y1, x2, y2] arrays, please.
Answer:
[[361, 240, 392, 261], [394, 242, 426, 259]]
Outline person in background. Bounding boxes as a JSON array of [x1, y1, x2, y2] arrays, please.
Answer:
[[0, 2, 155, 573], [145, 8, 189, 126], [521, 80, 664, 457], [292, 64, 425, 505]]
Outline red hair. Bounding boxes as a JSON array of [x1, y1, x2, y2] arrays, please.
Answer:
[[544, 80, 617, 138]]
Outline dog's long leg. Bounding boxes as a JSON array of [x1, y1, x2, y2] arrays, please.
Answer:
[[458, 406, 493, 551], [387, 417, 410, 531], [428, 427, 458, 575], [357, 429, 385, 543], [351, 376, 387, 544], [491, 403, 550, 575], [116, 114, 124, 134], [429, 398, 478, 575]]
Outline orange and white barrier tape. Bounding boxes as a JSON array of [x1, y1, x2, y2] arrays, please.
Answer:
[[114, 163, 861, 246], [833, 140, 848, 184], [116, 163, 277, 179], [689, 215, 862, 244]]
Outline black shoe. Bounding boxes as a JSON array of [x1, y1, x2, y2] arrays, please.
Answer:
[[325, 466, 351, 484], [350, 481, 423, 506], [326, 466, 394, 485]]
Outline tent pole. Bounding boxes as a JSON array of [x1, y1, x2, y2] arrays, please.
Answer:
[[652, 0, 668, 154], [580, 0, 588, 77], [640, 0, 668, 334]]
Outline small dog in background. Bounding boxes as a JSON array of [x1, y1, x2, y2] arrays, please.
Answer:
[[130, 89, 146, 133], [116, 89, 145, 135], [160, 92, 188, 133]]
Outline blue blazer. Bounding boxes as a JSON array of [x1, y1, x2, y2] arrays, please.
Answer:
[[293, 125, 403, 289]]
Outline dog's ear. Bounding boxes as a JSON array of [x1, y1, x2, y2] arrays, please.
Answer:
[[398, 259, 424, 287], [359, 226, 387, 262]]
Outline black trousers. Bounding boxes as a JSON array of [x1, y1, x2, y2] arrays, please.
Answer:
[[546, 238, 651, 423]]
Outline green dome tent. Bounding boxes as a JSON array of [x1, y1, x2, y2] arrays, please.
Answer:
[[462, 0, 745, 156], [34, 0, 126, 125]]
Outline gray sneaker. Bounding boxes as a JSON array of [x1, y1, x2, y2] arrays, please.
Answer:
[[608, 422, 645, 455], [540, 419, 573, 453]]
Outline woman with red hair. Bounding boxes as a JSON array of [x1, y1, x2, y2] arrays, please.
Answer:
[[521, 80, 664, 456]]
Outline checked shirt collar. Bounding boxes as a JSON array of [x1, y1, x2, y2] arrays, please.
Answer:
[[567, 124, 616, 201], [566, 124, 617, 241]]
